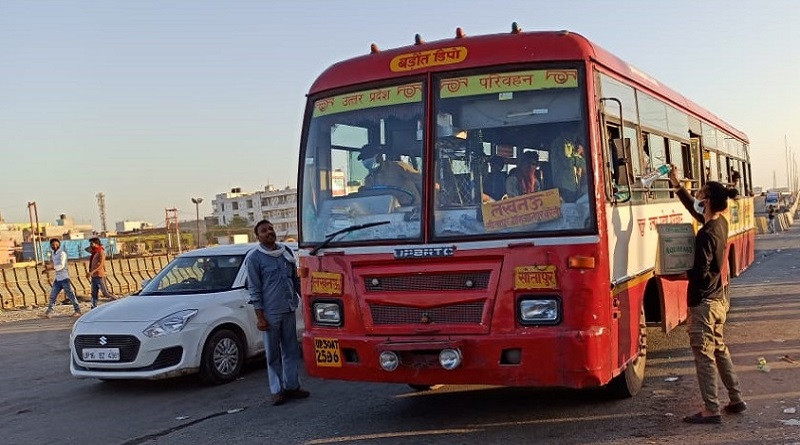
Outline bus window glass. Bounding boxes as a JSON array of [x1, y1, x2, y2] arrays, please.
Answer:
[[624, 126, 642, 178], [666, 105, 689, 138], [647, 134, 667, 170], [637, 92, 668, 133], [599, 74, 637, 123], [668, 139, 684, 178], [706, 151, 719, 182], [702, 123, 718, 149], [433, 68, 592, 238], [301, 82, 425, 244]]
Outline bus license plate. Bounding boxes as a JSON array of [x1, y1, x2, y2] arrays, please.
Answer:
[[82, 348, 120, 361], [314, 338, 341, 367]]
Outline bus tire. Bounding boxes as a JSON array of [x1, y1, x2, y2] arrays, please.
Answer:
[[607, 309, 647, 398]]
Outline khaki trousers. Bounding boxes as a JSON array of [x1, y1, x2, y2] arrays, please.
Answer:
[[687, 298, 743, 413]]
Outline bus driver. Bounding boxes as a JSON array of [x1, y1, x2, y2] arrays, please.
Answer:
[[358, 143, 421, 206]]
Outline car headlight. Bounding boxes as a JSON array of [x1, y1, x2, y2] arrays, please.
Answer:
[[519, 298, 560, 325], [313, 301, 342, 326], [143, 309, 198, 338]]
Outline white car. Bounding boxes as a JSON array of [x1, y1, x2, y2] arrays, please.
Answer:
[[70, 243, 303, 384]]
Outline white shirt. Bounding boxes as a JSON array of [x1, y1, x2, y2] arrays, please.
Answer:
[[51, 248, 70, 281]]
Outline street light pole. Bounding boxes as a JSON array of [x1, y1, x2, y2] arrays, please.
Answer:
[[191, 197, 203, 248]]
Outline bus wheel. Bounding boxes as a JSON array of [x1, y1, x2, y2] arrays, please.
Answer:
[[607, 310, 647, 398]]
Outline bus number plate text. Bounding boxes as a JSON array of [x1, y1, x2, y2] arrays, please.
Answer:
[[314, 337, 342, 367]]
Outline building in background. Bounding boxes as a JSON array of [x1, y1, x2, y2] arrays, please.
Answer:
[[211, 185, 297, 241], [116, 220, 154, 232]]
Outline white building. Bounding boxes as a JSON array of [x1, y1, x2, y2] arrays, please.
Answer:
[[116, 220, 154, 233], [212, 186, 298, 240]]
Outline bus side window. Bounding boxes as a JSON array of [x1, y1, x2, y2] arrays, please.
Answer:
[[611, 137, 632, 202]]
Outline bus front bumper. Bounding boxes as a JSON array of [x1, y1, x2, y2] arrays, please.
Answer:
[[302, 328, 613, 389]]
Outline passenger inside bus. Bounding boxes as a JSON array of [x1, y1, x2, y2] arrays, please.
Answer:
[[358, 143, 422, 206], [484, 155, 508, 200], [505, 150, 541, 197], [549, 132, 587, 202]]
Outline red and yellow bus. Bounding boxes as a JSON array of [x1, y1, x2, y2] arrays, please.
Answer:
[[296, 26, 754, 397]]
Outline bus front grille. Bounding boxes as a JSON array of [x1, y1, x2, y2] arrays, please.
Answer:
[[363, 272, 490, 292], [369, 301, 485, 325]]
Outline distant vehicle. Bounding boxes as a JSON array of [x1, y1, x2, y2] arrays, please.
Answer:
[[765, 191, 779, 206], [70, 243, 303, 384]]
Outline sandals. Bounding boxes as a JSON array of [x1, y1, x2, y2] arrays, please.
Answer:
[[683, 412, 722, 424]]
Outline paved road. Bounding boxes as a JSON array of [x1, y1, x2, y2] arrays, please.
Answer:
[[3, 227, 800, 445]]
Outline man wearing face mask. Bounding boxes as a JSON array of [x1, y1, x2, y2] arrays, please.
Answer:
[[668, 166, 745, 425]]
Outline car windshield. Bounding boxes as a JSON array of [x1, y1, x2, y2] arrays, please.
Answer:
[[140, 254, 245, 295]]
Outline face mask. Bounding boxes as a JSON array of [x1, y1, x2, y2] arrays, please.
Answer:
[[693, 198, 705, 215], [362, 156, 378, 171]]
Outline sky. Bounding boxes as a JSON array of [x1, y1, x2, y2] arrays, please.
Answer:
[[2, 0, 799, 228]]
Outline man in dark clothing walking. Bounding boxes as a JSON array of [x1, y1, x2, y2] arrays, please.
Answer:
[[668, 167, 746, 424]]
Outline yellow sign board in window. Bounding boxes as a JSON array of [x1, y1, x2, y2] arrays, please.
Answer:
[[481, 188, 562, 231], [514, 265, 558, 290], [311, 272, 343, 295]]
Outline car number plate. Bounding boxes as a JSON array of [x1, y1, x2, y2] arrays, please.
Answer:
[[313, 338, 341, 367], [82, 348, 121, 361]]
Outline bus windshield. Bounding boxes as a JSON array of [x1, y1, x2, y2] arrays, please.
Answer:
[[301, 81, 425, 244], [433, 68, 592, 238], [300, 67, 594, 247]]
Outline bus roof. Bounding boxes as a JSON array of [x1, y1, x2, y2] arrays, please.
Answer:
[[308, 29, 748, 143]]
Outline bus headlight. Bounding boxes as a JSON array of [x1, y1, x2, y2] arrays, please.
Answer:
[[439, 348, 462, 370], [379, 351, 399, 371], [313, 301, 342, 326], [519, 298, 560, 325]]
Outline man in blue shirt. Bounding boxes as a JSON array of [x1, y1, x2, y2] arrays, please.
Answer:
[[246, 219, 310, 406]]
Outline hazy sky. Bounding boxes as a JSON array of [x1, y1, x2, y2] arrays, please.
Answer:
[[2, 0, 798, 227]]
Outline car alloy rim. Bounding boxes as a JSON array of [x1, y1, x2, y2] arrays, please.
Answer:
[[213, 338, 239, 375]]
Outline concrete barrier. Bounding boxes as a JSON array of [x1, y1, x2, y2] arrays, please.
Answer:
[[0, 254, 173, 310], [755, 216, 768, 234], [0, 268, 24, 309]]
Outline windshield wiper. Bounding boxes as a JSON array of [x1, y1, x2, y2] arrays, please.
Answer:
[[310, 220, 391, 256]]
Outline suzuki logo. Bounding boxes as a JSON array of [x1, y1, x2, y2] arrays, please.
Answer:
[[99, 336, 108, 346]]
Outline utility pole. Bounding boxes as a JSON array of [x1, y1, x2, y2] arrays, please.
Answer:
[[27, 202, 42, 264], [786, 136, 791, 191], [165, 208, 181, 254], [96, 192, 107, 234], [191, 198, 203, 248]]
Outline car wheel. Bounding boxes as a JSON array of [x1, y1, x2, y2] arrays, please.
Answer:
[[199, 329, 244, 385]]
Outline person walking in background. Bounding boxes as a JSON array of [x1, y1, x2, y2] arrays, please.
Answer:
[[668, 166, 746, 424], [768, 205, 776, 234], [41, 239, 82, 318], [246, 219, 310, 406], [85, 237, 116, 308]]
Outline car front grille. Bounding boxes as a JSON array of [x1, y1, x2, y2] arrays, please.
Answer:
[[74, 335, 140, 363]]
